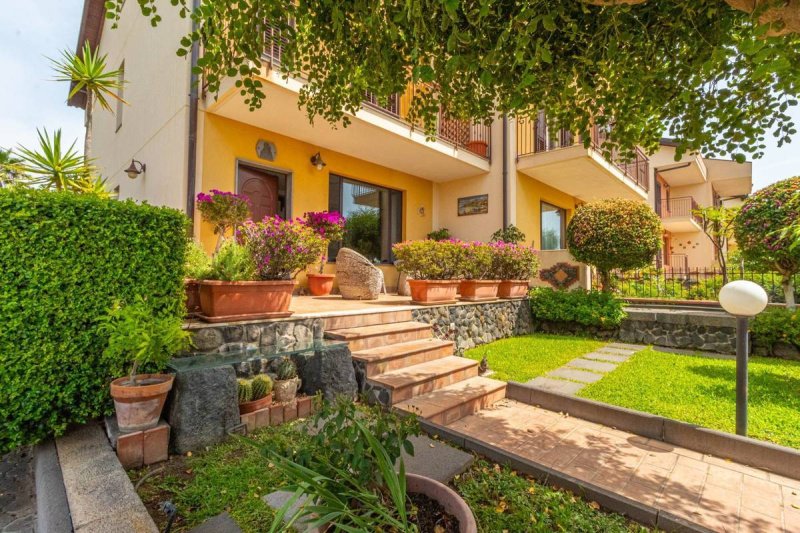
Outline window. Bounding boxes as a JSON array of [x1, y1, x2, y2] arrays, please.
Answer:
[[541, 201, 566, 250], [115, 61, 124, 132], [329, 175, 402, 263]]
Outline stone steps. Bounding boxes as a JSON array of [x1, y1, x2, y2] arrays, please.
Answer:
[[322, 309, 414, 331], [325, 321, 432, 351], [394, 377, 507, 426], [367, 356, 479, 404], [353, 338, 455, 377]]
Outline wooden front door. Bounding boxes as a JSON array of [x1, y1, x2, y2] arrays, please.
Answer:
[[237, 165, 282, 221]]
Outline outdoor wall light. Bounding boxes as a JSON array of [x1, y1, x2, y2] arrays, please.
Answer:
[[125, 159, 146, 180], [310, 152, 326, 171], [718, 280, 768, 436]]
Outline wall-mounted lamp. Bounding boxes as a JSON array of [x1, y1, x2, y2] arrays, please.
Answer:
[[418, 206, 426, 217], [125, 159, 146, 180], [310, 152, 326, 171]]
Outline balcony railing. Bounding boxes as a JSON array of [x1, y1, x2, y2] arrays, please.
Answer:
[[659, 196, 702, 225], [516, 112, 649, 192]]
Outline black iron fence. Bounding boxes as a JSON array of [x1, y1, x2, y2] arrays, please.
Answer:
[[606, 268, 799, 303]]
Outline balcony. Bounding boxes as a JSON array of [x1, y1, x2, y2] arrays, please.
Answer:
[[658, 196, 703, 233], [515, 113, 649, 202]]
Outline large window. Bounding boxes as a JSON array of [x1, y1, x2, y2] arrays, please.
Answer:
[[541, 201, 566, 250], [329, 175, 402, 263]]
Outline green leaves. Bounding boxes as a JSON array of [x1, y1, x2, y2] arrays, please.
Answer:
[[50, 41, 126, 113], [15, 128, 92, 192], [529, 288, 627, 328]]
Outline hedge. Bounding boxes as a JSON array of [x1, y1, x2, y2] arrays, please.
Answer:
[[0, 189, 188, 452], [529, 287, 627, 328]]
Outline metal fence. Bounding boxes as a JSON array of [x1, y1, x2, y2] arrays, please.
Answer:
[[607, 268, 799, 303]]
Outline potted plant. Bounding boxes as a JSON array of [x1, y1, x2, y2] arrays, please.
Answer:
[[100, 297, 191, 432], [302, 211, 346, 296], [392, 240, 463, 304], [197, 217, 326, 322], [238, 374, 273, 415], [184, 239, 211, 315], [195, 189, 251, 253], [273, 357, 301, 403], [458, 241, 499, 301], [491, 242, 539, 299]]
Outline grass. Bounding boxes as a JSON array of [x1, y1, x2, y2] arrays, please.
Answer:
[[132, 421, 650, 532], [578, 348, 800, 449], [464, 333, 607, 382]]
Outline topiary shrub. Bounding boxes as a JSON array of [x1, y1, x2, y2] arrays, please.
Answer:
[[734, 176, 800, 310], [0, 189, 187, 453], [567, 199, 662, 292], [529, 287, 627, 328]]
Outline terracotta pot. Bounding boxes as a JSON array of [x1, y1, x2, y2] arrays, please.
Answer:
[[198, 280, 295, 322], [239, 393, 273, 415], [465, 140, 488, 158], [459, 280, 500, 301], [274, 377, 301, 403], [185, 278, 201, 315], [407, 280, 460, 305], [406, 473, 477, 533], [110, 373, 174, 433], [306, 273, 335, 296], [498, 280, 530, 299]]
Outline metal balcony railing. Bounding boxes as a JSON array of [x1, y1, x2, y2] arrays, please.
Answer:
[[660, 196, 702, 225]]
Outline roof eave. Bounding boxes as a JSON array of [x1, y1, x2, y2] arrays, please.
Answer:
[[67, 0, 106, 109]]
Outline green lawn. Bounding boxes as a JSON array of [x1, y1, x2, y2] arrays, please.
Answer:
[[464, 333, 607, 382], [578, 348, 800, 449]]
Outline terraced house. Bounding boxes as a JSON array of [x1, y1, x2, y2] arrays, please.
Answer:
[[71, 0, 752, 291]]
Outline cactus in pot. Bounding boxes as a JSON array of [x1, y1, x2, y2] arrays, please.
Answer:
[[273, 357, 300, 403], [238, 374, 274, 415], [251, 374, 273, 400], [238, 379, 253, 404]]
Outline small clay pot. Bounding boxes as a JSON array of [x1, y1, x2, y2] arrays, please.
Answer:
[[110, 373, 174, 432], [498, 280, 530, 299], [407, 280, 460, 305], [306, 273, 335, 296], [406, 473, 477, 533], [239, 393, 273, 415], [459, 280, 500, 301]]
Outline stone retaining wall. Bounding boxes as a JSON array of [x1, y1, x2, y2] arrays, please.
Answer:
[[183, 317, 324, 354], [619, 308, 737, 354]]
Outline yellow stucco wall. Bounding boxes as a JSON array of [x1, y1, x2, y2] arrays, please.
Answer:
[[514, 173, 578, 249], [198, 113, 434, 289]]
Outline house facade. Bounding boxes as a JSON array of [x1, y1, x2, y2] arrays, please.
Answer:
[[70, 0, 751, 291]]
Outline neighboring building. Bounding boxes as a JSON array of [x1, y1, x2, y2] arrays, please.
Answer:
[[69, 1, 751, 290]]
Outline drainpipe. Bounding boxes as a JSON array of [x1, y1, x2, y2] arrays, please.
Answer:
[[502, 115, 509, 230], [185, 0, 201, 235]]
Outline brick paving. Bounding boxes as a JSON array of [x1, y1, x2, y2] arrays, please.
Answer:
[[447, 399, 800, 532]]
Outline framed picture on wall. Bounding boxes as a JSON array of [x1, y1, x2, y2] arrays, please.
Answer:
[[457, 194, 488, 216]]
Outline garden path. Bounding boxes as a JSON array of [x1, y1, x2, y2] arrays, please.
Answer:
[[448, 398, 798, 533], [526, 342, 644, 395]]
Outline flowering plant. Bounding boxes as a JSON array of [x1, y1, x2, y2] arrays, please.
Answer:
[[237, 216, 327, 280], [458, 241, 494, 280], [302, 211, 346, 273], [392, 239, 463, 280], [196, 189, 251, 251], [489, 242, 540, 280]]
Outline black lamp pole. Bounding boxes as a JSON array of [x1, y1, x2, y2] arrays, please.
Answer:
[[735, 315, 749, 436]]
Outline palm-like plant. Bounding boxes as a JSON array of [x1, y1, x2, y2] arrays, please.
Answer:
[[50, 41, 126, 159], [0, 148, 28, 188], [16, 129, 93, 191]]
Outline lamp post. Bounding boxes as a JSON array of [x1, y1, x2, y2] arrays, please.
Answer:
[[718, 280, 768, 436]]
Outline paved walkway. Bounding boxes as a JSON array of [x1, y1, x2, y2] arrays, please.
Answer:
[[448, 399, 799, 533], [527, 342, 644, 395]]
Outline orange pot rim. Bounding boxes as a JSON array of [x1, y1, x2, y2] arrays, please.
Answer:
[[500, 279, 530, 283], [110, 373, 174, 399], [306, 273, 335, 279], [199, 279, 297, 286], [460, 279, 501, 284], [407, 279, 461, 284]]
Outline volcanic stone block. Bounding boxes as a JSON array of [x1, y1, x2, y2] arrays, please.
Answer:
[[293, 344, 358, 402]]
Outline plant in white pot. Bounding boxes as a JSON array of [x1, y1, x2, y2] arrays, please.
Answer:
[[100, 296, 191, 432], [273, 357, 301, 403]]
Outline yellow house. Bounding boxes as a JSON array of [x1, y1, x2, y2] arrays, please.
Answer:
[[70, 0, 751, 291]]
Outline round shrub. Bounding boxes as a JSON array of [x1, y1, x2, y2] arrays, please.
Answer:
[[458, 241, 494, 280], [490, 242, 539, 280], [567, 199, 662, 291], [392, 240, 463, 280], [734, 176, 800, 309]]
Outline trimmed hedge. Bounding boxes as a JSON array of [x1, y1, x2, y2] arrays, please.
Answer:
[[751, 307, 800, 357], [0, 189, 187, 452], [529, 287, 627, 328]]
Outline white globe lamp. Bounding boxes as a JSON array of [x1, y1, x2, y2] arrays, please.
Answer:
[[718, 280, 768, 437]]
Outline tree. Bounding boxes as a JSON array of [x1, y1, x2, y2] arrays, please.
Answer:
[[694, 205, 739, 284], [0, 148, 27, 188], [112, 1, 800, 162], [50, 41, 126, 160], [734, 176, 800, 310], [567, 198, 662, 292]]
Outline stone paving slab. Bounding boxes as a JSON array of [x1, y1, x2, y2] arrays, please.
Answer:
[[606, 343, 648, 351], [546, 367, 605, 384], [447, 399, 797, 533], [566, 358, 618, 373], [189, 512, 242, 533], [401, 435, 473, 483], [527, 377, 586, 395], [584, 352, 631, 363], [597, 346, 637, 356], [264, 490, 322, 533]]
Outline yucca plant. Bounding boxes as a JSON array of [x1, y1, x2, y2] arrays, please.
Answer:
[[15, 129, 93, 192], [50, 40, 126, 159]]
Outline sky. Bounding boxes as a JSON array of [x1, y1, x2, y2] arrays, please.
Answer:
[[1, 0, 798, 192]]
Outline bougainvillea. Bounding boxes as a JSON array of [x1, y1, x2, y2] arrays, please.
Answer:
[[237, 216, 326, 280], [392, 240, 464, 280], [489, 242, 539, 280], [196, 189, 251, 251], [567, 199, 662, 292], [734, 176, 800, 309], [302, 211, 346, 273], [458, 241, 494, 280]]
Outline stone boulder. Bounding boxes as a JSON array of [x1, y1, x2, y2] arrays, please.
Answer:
[[292, 344, 357, 402]]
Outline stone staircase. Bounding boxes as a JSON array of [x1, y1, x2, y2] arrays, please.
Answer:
[[324, 310, 506, 425]]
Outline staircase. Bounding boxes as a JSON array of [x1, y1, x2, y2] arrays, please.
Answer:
[[324, 310, 506, 425]]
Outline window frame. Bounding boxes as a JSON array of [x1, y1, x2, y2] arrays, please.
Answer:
[[540, 200, 567, 250]]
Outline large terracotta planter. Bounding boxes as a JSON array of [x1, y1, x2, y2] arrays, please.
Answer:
[[110, 373, 174, 433], [274, 377, 301, 403], [498, 280, 530, 299], [465, 140, 488, 158], [239, 393, 273, 415], [459, 280, 500, 302], [185, 278, 201, 315], [408, 280, 460, 305], [198, 280, 295, 322], [306, 273, 335, 296], [406, 473, 477, 533]]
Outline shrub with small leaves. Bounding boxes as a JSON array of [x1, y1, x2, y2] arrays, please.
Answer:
[[490, 224, 526, 245], [251, 374, 273, 400], [529, 287, 627, 328], [426, 228, 451, 241], [238, 379, 253, 404], [392, 239, 464, 280], [185, 240, 211, 280], [275, 357, 297, 381]]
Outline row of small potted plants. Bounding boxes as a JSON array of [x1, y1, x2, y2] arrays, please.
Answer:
[[237, 357, 301, 414], [393, 239, 540, 305]]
